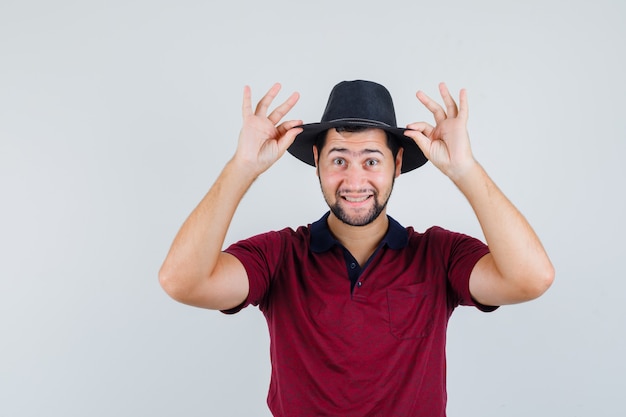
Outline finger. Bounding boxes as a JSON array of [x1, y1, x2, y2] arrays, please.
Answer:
[[406, 122, 435, 138], [242, 85, 252, 118], [255, 82, 282, 116], [416, 90, 447, 124], [439, 82, 458, 118], [402, 129, 432, 158], [458, 88, 469, 121], [276, 119, 304, 137], [276, 124, 304, 155], [268, 91, 300, 125]]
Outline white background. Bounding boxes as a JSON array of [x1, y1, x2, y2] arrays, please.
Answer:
[[1, 0, 624, 416]]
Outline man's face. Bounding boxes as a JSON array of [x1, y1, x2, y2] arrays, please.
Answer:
[[313, 128, 403, 227]]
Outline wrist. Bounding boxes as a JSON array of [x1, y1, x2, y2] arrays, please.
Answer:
[[447, 158, 481, 185], [224, 156, 261, 187], [229, 152, 265, 180], [448, 160, 492, 200]]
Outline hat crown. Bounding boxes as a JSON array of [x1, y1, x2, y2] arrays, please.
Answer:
[[321, 80, 397, 126]]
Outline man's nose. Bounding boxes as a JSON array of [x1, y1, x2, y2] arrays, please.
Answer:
[[343, 163, 366, 188]]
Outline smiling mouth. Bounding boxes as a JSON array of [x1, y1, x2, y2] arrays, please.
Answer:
[[342, 195, 372, 203]]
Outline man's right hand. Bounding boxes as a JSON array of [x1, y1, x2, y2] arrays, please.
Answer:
[[233, 83, 302, 178]]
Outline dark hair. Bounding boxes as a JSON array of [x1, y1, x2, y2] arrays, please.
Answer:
[[314, 126, 400, 160]]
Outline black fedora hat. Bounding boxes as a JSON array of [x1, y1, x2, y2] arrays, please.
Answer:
[[287, 80, 428, 173]]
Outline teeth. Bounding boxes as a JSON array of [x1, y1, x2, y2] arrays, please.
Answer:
[[344, 196, 369, 202]]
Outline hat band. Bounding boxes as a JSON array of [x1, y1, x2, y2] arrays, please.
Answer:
[[322, 118, 393, 127]]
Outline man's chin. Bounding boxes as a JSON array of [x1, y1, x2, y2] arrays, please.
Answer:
[[331, 206, 383, 227]]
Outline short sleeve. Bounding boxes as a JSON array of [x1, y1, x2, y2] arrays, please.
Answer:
[[429, 227, 497, 312], [221, 230, 284, 314]]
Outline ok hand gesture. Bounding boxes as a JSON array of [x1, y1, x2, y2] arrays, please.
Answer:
[[234, 83, 303, 177], [404, 83, 476, 181]]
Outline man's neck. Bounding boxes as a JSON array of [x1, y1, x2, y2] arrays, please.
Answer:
[[327, 212, 389, 266]]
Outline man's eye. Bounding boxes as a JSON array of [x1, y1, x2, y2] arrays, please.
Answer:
[[333, 158, 345, 166], [366, 159, 379, 166]]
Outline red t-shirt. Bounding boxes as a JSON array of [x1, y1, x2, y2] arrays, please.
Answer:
[[224, 213, 495, 417]]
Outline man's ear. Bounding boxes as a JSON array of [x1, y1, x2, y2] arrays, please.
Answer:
[[395, 147, 404, 178], [313, 145, 320, 177]]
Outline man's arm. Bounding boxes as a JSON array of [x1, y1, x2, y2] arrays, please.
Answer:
[[158, 83, 302, 310], [404, 83, 554, 306]]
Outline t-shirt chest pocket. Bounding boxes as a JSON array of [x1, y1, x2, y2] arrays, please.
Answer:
[[387, 283, 435, 340]]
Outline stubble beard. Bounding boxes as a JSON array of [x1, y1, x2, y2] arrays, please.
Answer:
[[321, 179, 395, 227]]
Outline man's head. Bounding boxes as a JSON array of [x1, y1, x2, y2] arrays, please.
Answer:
[[313, 126, 403, 227], [288, 80, 428, 174]]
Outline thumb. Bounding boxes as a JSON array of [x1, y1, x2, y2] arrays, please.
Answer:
[[403, 127, 432, 159], [276, 122, 303, 155]]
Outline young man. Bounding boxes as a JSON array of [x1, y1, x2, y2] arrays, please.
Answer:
[[159, 80, 554, 416]]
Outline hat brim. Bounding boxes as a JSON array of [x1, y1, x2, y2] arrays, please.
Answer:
[[287, 119, 428, 174]]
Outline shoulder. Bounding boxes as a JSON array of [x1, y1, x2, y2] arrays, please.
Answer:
[[405, 225, 459, 245], [407, 225, 482, 242], [225, 224, 311, 252], [405, 225, 488, 259]]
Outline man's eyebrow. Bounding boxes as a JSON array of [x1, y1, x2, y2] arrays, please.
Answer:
[[327, 147, 384, 156]]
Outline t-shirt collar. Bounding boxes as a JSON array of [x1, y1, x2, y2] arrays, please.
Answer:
[[310, 211, 408, 253]]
